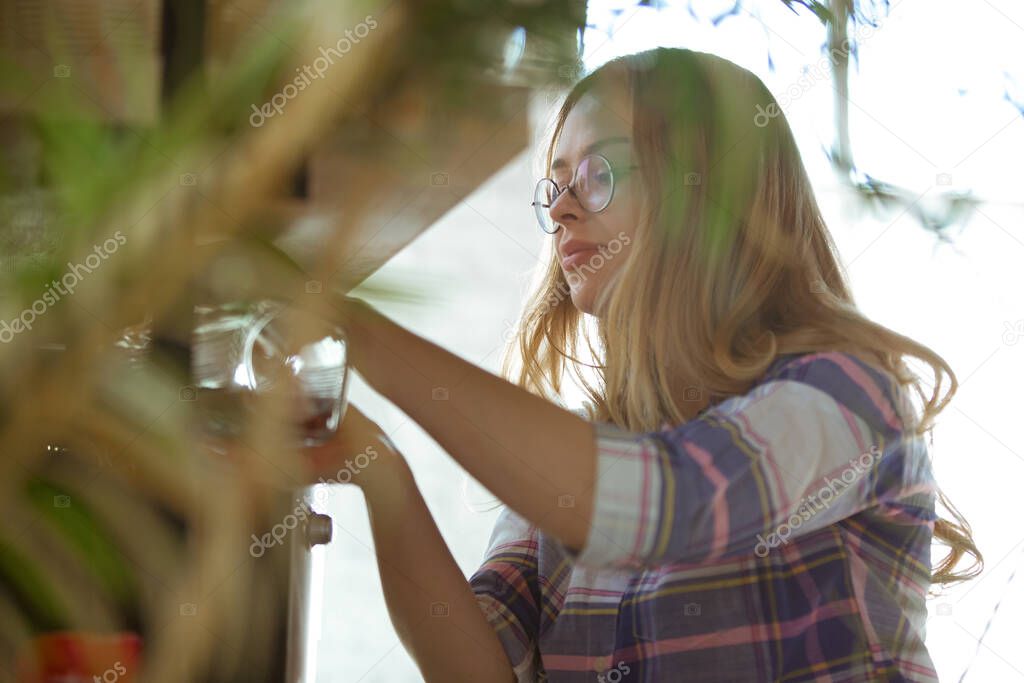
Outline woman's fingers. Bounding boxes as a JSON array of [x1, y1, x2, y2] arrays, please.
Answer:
[[339, 403, 383, 438], [302, 403, 403, 485]]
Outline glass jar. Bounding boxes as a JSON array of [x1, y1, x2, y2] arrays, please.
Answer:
[[191, 299, 350, 447]]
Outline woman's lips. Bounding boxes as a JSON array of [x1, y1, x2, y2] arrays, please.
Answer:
[[560, 248, 600, 270]]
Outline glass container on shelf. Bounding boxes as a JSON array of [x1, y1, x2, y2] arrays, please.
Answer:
[[191, 299, 350, 447]]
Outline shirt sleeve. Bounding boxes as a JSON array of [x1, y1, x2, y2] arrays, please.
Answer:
[[469, 505, 545, 683], [557, 351, 937, 569]]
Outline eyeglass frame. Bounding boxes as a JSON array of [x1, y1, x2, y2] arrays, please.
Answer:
[[530, 152, 640, 234]]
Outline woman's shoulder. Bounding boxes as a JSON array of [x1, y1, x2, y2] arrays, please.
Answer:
[[762, 349, 897, 391], [750, 350, 913, 437]]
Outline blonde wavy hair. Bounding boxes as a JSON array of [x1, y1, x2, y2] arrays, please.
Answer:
[[501, 47, 980, 587]]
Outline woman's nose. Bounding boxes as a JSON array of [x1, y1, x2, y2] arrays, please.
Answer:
[[548, 185, 581, 228]]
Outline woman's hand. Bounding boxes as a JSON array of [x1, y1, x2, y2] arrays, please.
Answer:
[[313, 293, 597, 554], [303, 403, 413, 500]]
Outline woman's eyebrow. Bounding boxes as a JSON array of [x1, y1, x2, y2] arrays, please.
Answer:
[[551, 136, 631, 171]]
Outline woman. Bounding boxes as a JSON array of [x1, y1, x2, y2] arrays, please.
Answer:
[[314, 47, 981, 682]]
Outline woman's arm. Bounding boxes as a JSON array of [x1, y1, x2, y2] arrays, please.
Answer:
[[363, 462, 516, 683], [335, 299, 931, 569], [311, 406, 516, 682], [337, 297, 597, 555], [527, 351, 933, 568]]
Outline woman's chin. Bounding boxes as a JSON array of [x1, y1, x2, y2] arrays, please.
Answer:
[[566, 290, 585, 313], [569, 287, 598, 316], [566, 268, 618, 316]]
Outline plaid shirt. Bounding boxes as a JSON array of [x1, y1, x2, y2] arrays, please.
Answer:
[[470, 351, 938, 682]]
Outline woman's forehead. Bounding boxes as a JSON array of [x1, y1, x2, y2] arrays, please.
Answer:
[[555, 91, 632, 162]]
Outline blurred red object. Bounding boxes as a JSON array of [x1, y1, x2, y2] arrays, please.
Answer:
[[15, 632, 141, 683]]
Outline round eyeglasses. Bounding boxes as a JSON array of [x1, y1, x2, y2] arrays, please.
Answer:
[[531, 153, 638, 234]]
